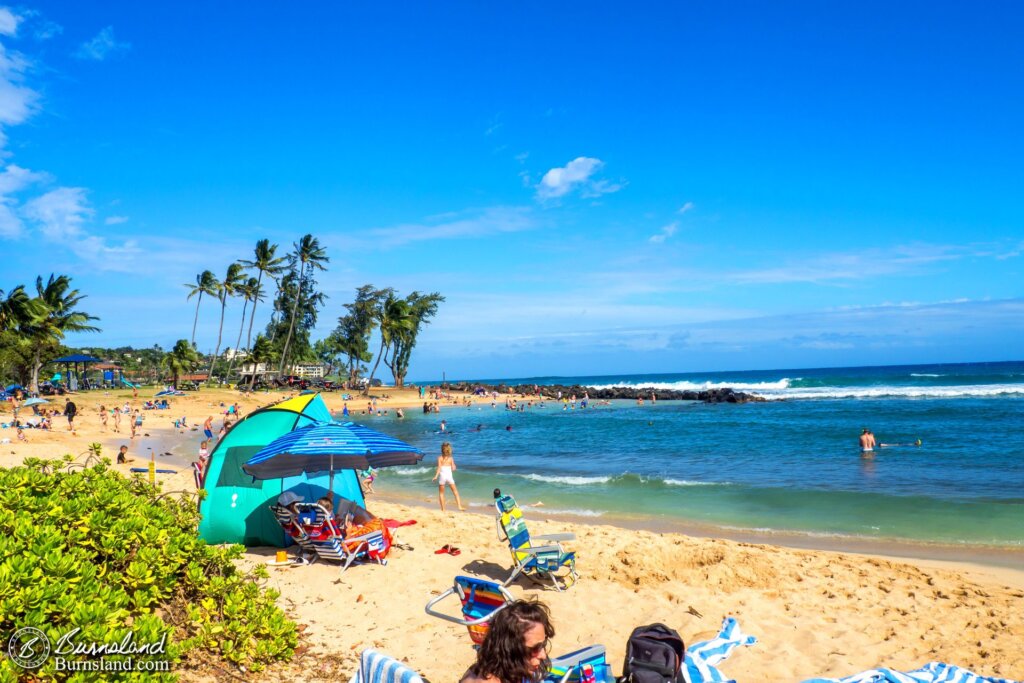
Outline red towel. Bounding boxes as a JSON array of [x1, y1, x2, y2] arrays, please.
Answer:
[[381, 518, 418, 529]]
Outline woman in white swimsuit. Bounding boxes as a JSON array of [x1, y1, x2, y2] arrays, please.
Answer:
[[433, 442, 466, 512]]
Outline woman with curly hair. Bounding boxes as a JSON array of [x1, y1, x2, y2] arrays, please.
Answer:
[[460, 599, 555, 683]]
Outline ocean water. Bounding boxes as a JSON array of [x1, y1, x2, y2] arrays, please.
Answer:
[[355, 362, 1024, 550]]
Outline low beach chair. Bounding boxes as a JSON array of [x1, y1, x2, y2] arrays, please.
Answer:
[[546, 645, 613, 683], [269, 504, 317, 565], [349, 648, 425, 683], [424, 575, 516, 646], [294, 502, 389, 570], [495, 493, 578, 591]]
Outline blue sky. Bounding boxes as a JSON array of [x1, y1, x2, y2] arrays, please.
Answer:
[[1, 2, 1022, 380]]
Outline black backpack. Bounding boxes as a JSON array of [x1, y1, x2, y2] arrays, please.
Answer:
[[618, 623, 686, 683]]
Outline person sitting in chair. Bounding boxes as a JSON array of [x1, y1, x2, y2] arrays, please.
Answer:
[[316, 495, 376, 530], [460, 599, 555, 683]]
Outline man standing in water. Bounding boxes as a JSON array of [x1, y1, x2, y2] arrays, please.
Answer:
[[859, 428, 876, 453]]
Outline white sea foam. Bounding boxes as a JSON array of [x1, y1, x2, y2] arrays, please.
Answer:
[[392, 466, 432, 476], [755, 384, 1024, 400], [910, 373, 943, 377], [538, 508, 605, 517], [587, 378, 792, 392], [663, 479, 715, 487], [521, 473, 611, 486]]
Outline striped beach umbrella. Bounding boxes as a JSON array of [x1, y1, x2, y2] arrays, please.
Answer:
[[241, 420, 423, 496]]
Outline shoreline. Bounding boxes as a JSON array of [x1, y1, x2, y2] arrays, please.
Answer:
[[370, 486, 1024, 590], [2, 386, 1022, 680]]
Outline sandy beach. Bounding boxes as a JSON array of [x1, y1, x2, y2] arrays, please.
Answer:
[[2, 387, 1022, 682]]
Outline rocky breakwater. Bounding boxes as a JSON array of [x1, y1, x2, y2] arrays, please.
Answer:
[[446, 382, 766, 404]]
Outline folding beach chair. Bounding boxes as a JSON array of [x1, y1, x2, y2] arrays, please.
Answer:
[[294, 502, 390, 570], [268, 504, 317, 565], [495, 493, 578, 591], [349, 648, 426, 683], [424, 575, 517, 646], [546, 645, 613, 683], [424, 575, 612, 681]]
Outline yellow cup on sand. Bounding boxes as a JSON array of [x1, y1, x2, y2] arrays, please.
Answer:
[[275, 550, 288, 564]]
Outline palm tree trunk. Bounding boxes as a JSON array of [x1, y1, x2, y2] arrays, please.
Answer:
[[244, 272, 263, 354], [208, 295, 227, 381], [190, 292, 202, 345], [31, 347, 41, 393], [278, 267, 303, 374], [365, 336, 386, 395], [225, 298, 249, 380]]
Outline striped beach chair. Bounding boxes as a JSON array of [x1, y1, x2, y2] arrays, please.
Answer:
[[268, 504, 317, 565], [495, 493, 578, 591], [424, 575, 516, 646], [349, 648, 425, 683], [295, 502, 389, 570]]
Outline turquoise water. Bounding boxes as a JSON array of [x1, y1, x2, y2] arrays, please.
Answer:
[[358, 362, 1024, 548]]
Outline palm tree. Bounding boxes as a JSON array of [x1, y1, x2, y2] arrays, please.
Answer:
[[365, 291, 412, 394], [164, 339, 199, 389], [278, 234, 329, 374], [26, 275, 100, 391], [246, 334, 273, 391], [240, 239, 286, 357], [208, 263, 244, 380], [0, 286, 40, 333], [185, 270, 218, 346], [225, 277, 264, 380]]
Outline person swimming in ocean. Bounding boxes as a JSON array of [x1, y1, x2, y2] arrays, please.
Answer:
[[859, 428, 876, 453]]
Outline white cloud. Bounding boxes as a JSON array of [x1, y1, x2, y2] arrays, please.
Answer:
[[74, 27, 130, 61], [23, 186, 93, 239], [536, 157, 623, 200], [0, 8, 20, 37], [33, 20, 62, 41], [367, 206, 536, 247], [22, 187, 138, 266], [649, 222, 678, 244], [105, 215, 129, 225], [0, 163, 46, 236], [678, 201, 694, 214], [0, 43, 39, 148]]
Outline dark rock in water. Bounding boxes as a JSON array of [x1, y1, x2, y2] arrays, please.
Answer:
[[444, 382, 765, 404]]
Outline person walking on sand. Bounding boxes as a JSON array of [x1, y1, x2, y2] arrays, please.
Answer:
[[859, 428, 876, 453], [433, 442, 466, 512], [203, 415, 214, 441], [112, 406, 121, 432], [64, 398, 77, 432], [99, 405, 108, 431]]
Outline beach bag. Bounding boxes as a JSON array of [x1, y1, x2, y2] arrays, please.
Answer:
[[618, 623, 685, 683]]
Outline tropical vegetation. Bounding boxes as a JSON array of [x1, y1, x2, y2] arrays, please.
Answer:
[[0, 455, 297, 681]]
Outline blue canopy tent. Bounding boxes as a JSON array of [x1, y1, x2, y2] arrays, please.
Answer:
[[197, 393, 366, 547]]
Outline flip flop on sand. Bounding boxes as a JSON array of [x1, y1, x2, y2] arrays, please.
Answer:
[[435, 545, 461, 556]]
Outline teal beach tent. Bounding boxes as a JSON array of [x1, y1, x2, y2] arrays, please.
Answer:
[[197, 393, 365, 546]]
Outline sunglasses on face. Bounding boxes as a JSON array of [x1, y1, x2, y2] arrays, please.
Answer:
[[526, 639, 549, 656]]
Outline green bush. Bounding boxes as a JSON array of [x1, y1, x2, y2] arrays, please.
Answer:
[[0, 456, 297, 681]]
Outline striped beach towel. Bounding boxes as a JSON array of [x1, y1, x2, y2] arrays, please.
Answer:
[[682, 616, 758, 683], [349, 648, 426, 683], [802, 662, 1018, 683]]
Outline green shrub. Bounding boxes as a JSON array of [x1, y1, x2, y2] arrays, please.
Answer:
[[0, 456, 297, 681]]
